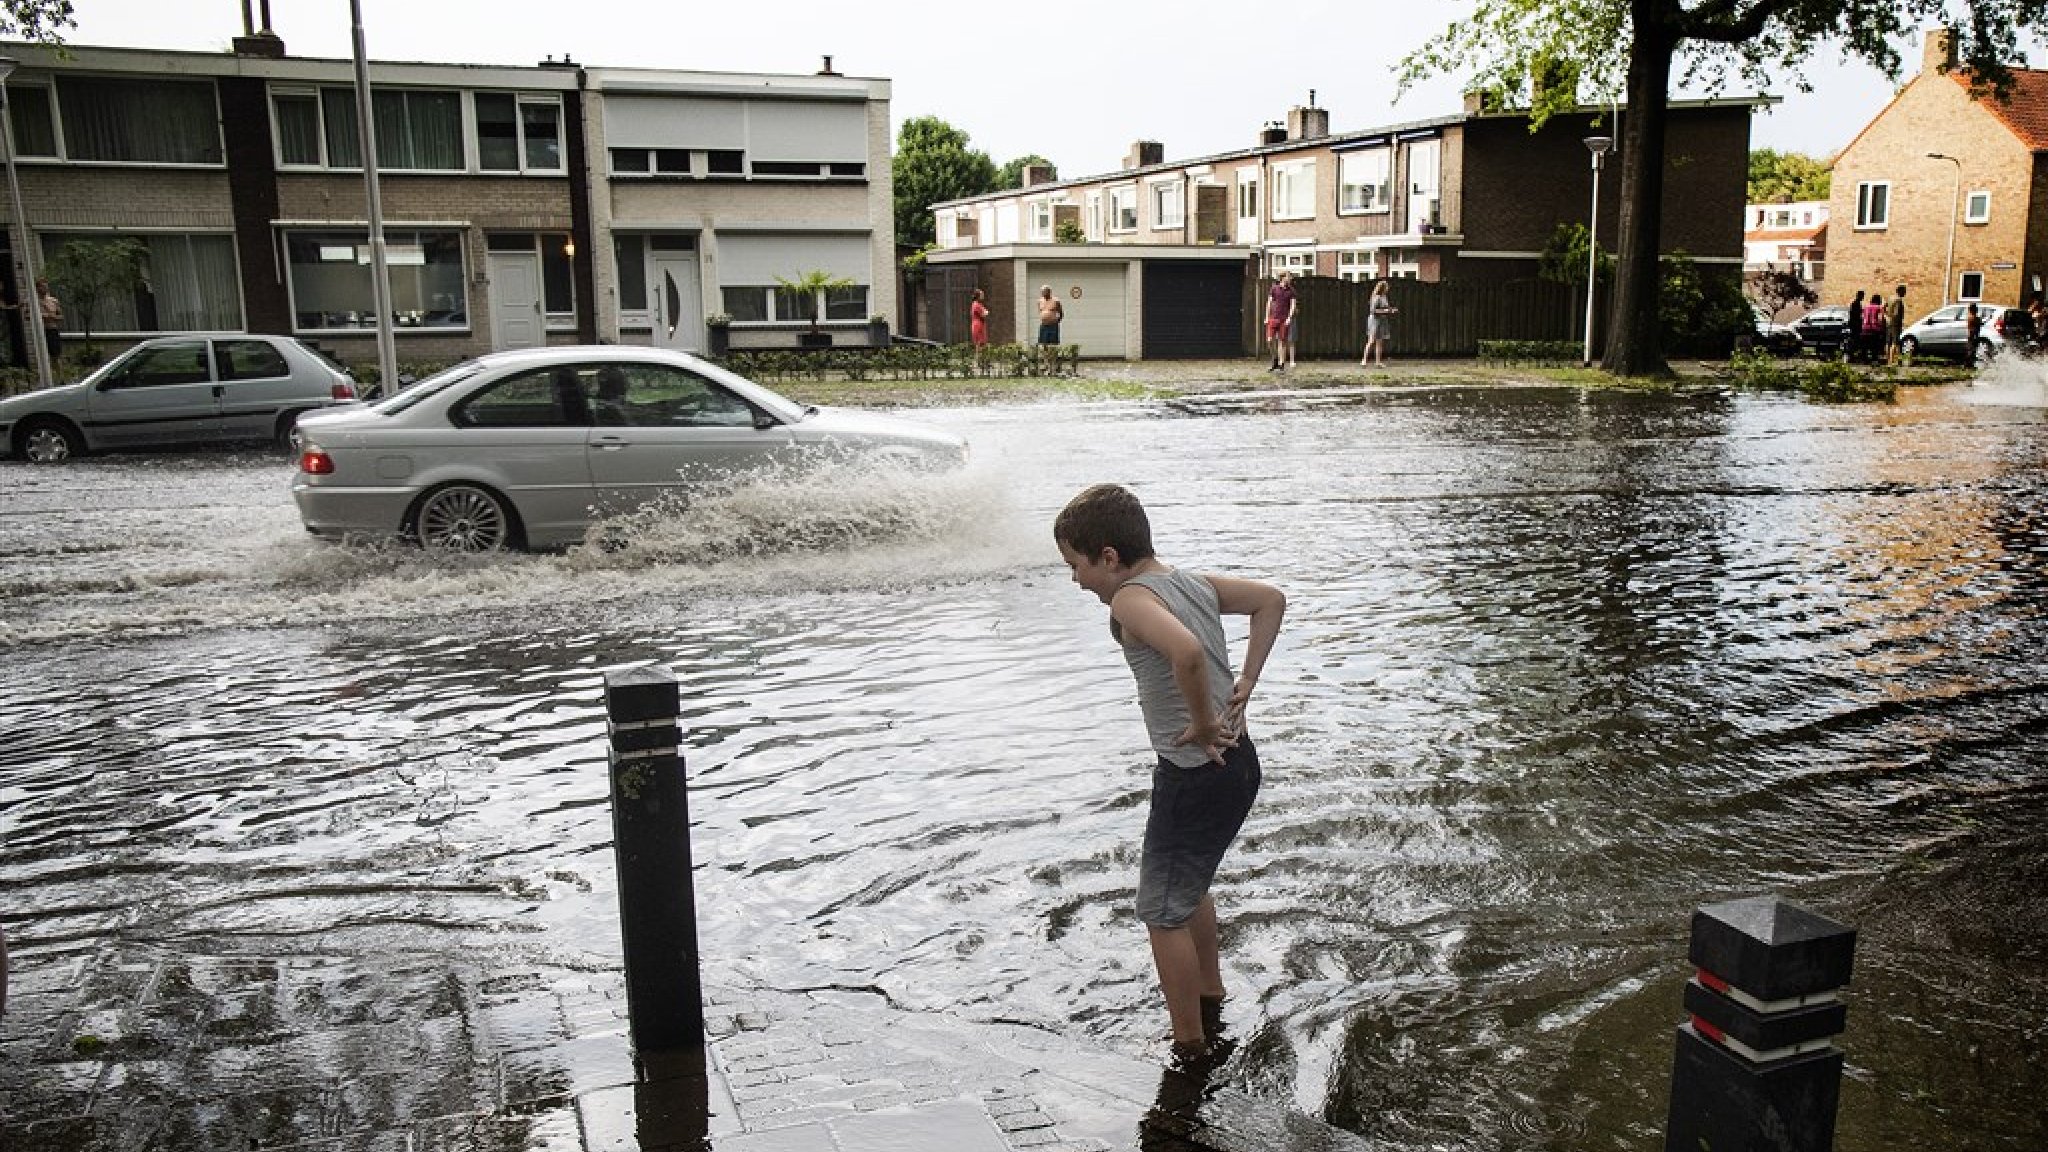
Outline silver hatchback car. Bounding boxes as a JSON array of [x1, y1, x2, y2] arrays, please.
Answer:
[[1, 334, 358, 463], [291, 346, 968, 552]]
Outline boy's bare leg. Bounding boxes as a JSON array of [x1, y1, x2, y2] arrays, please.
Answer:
[[1147, 924, 1207, 1046], [1189, 894, 1223, 999]]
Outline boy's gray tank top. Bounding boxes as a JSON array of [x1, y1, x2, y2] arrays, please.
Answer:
[[1115, 568, 1234, 768]]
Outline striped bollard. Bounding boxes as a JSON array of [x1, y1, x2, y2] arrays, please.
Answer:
[[603, 665, 704, 1054], [1664, 895, 1856, 1152]]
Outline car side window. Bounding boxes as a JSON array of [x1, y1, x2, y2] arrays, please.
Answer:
[[214, 339, 289, 382], [451, 367, 590, 428], [596, 364, 759, 429], [104, 343, 211, 389]]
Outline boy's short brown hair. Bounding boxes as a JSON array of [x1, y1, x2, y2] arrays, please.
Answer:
[[1054, 483, 1154, 563]]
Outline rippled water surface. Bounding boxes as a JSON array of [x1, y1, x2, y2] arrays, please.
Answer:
[[4, 373, 2047, 1149]]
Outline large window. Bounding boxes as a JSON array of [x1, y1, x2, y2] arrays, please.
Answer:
[[286, 229, 468, 331], [1271, 160, 1317, 220], [1109, 185, 1138, 232], [1339, 149, 1391, 214], [274, 87, 563, 173], [5, 83, 56, 157], [40, 233, 241, 333], [44, 76, 222, 164], [1855, 181, 1890, 229], [720, 284, 869, 324], [1151, 180, 1185, 229]]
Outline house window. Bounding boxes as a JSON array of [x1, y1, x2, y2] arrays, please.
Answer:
[[1855, 181, 1890, 229], [1336, 250, 1377, 282], [274, 90, 322, 166], [1027, 200, 1053, 241], [55, 76, 222, 164], [1086, 192, 1103, 241], [1236, 174, 1258, 219], [1958, 271, 1984, 300], [1267, 250, 1314, 276], [1271, 160, 1316, 221], [1964, 190, 1991, 224], [1151, 181, 1184, 229], [1405, 138, 1442, 230], [1339, 150, 1391, 214], [1109, 186, 1138, 232], [285, 229, 468, 331], [719, 284, 869, 324], [4, 82, 56, 157], [40, 232, 242, 332], [308, 87, 464, 171], [475, 94, 564, 173]]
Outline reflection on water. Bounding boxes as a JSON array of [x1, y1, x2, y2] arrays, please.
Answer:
[[2, 383, 2046, 1149]]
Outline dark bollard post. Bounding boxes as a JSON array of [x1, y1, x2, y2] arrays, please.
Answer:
[[1664, 895, 1856, 1152], [603, 665, 704, 1054]]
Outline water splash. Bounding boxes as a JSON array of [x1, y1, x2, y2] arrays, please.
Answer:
[[1965, 355, 2048, 407]]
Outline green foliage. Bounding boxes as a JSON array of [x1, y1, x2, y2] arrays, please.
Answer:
[[1725, 349, 1896, 403], [995, 154, 1058, 190], [893, 116, 998, 249], [1055, 220, 1087, 244], [1748, 148, 1831, 202], [1658, 251, 1752, 358], [43, 238, 147, 342], [1537, 222, 1611, 286], [773, 270, 855, 331], [1, 0, 73, 42], [727, 342, 1078, 383], [1478, 339, 1584, 364], [1749, 267, 1818, 317]]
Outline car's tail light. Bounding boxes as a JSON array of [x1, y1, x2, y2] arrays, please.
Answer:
[[332, 381, 357, 400], [299, 447, 335, 475], [1994, 311, 2011, 335]]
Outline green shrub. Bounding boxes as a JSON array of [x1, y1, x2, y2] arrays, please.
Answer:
[[725, 343, 1076, 382], [1799, 359, 1895, 404], [1478, 339, 1582, 365]]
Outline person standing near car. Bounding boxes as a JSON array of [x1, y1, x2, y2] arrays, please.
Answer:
[[1883, 284, 1907, 366], [1965, 303, 1983, 366], [1861, 288, 1886, 366], [1845, 290, 1866, 361], [35, 278, 61, 373]]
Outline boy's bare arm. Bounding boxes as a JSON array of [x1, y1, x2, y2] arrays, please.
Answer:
[[1111, 586, 1233, 760], [1207, 575, 1286, 717]]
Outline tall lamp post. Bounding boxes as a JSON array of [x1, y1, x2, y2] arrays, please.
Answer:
[[0, 56, 53, 391], [1926, 152, 1962, 304], [1581, 135, 1613, 367]]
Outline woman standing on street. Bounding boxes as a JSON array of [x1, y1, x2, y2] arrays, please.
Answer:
[[969, 288, 989, 372], [1360, 280, 1396, 367]]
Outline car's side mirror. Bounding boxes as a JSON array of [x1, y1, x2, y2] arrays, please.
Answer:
[[753, 409, 779, 431]]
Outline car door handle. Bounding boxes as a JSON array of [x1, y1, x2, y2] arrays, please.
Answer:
[[592, 436, 631, 451]]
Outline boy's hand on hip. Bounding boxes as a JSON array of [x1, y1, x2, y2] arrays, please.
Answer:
[[1177, 718, 1237, 765]]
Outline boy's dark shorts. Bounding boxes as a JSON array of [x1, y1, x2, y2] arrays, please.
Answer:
[[1136, 735, 1261, 928], [1038, 323, 1061, 345]]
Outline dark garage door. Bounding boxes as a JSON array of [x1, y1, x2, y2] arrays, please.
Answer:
[[1143, 262, 1245, 358]]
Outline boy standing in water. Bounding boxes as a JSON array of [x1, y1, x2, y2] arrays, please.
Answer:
[[1054, 483, 1286, 1059]]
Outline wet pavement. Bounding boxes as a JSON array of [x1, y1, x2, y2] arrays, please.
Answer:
[[2, 938, 1373, 1151]]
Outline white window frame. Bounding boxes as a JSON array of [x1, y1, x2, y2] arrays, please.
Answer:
[[1336, 250, 1376, 283], [269, 85, 566, 175], [473, 92, 567, 175], [1338, 149, 1392, 215], [1108, 184, 1139, 234], [1270, 159, 1317, 221], [1964, 190, 1991, 225], [1085, 191, 1104, 241], [1150, 179, 1185, 230], [1266, 249, 1314, 277], [1027, 199, 1053, 242], [1958, 271, 1984, 300], [1855, 181, 1890, 229]]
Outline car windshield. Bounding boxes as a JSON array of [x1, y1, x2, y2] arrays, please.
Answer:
[[376, 362, 486, 414]]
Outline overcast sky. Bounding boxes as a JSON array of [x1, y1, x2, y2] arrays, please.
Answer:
[[63, 0, 2047, 179]]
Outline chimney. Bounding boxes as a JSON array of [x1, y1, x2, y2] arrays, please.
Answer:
[[1124, 140, 1164, 170], [233, 0, 285, 56], [1286, 92, 1329, 141], [1022, 163, 1057, 188], [817, 55, 840, 76], [1923, 27, 1956, 73], [1258, 121, 1287, 146]]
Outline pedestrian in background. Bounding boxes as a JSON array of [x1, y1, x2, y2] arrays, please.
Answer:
[[1360, 279, 1396, 367], [1265, 271, 1297, 371], [1037, 285, 1064, 374], [1861, 288, 1885, 365], [1964, 303, 1982, 367], [970, 288, 990, 373], [1845, 290, 1866, 361], [1883, 284, 1907, 366]]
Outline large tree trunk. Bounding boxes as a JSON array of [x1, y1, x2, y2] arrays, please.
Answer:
[[1604, 3, 1676, 377]]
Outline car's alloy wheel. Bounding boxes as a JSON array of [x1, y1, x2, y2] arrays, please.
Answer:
[[414, 484, 514, 552], [1899, 336, 1919, 358], [18, 420, 81, 464]]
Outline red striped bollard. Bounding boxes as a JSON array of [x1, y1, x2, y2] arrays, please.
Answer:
[[1664, 895, 1856, 1152]]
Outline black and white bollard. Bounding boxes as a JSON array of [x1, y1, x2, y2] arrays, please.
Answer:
[[1664, 895, 1856, 1152], [603, 665, 704, 1054]]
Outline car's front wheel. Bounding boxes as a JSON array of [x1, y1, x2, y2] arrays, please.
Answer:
[[15, 417, 83, 464], [1899, 336, 1920, 359], [410, 483, 520, 552]]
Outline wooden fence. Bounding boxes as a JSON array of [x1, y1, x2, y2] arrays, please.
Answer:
[[1243, 276, 1594, 359]]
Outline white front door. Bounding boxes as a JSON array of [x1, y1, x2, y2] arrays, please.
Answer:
[[489, 253, 544, 350], [651, 255, 705, 353], [1236, 168, 1260, 246]]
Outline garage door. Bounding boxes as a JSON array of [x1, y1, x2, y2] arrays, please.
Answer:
[[1027, 262, 1127, 359], [1142, 263, 1245, 358]]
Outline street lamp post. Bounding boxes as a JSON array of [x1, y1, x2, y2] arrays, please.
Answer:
[[0, 56, 53, 391], [1582, 135, 1613, 367], [1927, 153, 1962, 304]]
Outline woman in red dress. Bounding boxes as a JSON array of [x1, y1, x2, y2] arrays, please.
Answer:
[[970, 288, 990, 371]]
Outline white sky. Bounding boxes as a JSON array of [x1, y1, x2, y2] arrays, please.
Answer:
[[61, 0, 2048, 179]]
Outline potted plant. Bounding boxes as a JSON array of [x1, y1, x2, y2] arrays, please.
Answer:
[[776, 270, 853, 349], [867, 313, 890, 346], [706, 312, 731, 358]]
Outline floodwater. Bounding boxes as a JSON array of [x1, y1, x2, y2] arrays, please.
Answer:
[[3, 362, 2047, 1150]]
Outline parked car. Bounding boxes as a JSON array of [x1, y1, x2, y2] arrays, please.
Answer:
[[1749, 305, 1803, 356], [291, 346, 969, 552], [1, 334, 358, 463], [1898, 304, 2021, 363], [1792, 306, 1853, 357]]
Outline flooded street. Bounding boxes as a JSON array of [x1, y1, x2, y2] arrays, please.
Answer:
[[4, 369, 2047, 1149]]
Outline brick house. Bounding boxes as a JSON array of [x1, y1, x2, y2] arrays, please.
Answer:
[[926, 92, 1765, 358], [1824, 28, 2048, 315], [0, 26, 894, 374]]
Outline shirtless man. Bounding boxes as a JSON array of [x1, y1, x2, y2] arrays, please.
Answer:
[[1038, 285, 1066, 373]]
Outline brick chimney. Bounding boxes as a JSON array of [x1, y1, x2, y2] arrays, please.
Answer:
[[1922, 27, 1956, 73], [1124, 140, 1164, 170], [1021, 163, 1057, 188], [1258, 122, 1287, 146], [1287, 91, 1329, 140], [232, 0, 285, 56]]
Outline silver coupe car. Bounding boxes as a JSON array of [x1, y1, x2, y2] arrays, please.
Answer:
[[291, 346, 968, 552]]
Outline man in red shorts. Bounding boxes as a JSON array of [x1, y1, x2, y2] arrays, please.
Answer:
[[1265, 271, 1298, 370]]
